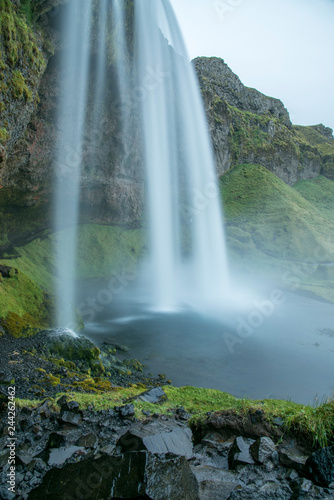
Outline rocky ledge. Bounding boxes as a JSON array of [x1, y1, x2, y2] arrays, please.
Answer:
[[0, 330, 166, 401], [0, 395, 334, 499]]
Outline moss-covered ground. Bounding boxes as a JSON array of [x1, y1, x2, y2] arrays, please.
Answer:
[[17, 384, 334, 449], [0, 224, 146, 331]]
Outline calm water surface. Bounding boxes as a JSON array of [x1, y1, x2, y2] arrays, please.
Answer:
[[80, 284, 334, 406]]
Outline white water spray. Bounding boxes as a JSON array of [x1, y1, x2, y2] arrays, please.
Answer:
[[54, 0, 231, 328], [135, 0, 230, 312], [54, 0, 93, 328]]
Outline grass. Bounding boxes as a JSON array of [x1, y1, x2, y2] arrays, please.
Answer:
[[16, 385, 334, 449], [293, 125, 334, 158], [0, 269, 53, 332], [0, 224, 146, 328], [221, 164, 334, 262], [220, 164, 334, 301]]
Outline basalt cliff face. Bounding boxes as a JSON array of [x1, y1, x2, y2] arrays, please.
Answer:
[[1, 3, 334, 254]]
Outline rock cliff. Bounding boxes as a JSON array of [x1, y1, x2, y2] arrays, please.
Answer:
[[1, 5, 334, 256], [194, 57, 334, 184]]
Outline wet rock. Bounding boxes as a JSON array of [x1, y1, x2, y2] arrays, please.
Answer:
[[228, 437, 256, 469], [59, 410, 82, 426], [305, 446, 334, 487], [279, 447, 308, 473], [117, 420, 193, 458], [36, 401, 53, 420], [76, 432, 97, 448], [145, 452, 199, 500], [290, 477, 313, 495], [46, 432, 67, 449], [191, 465, 241, 499], [228, 481, 293, 499], [175, 406, 191, 421], [29, 451, 199, 499], [48, 446, 86, 466], [0, 390, 8, 412], [250, 437, 276, 464], [139, 387, 167, 404], [273, 417, 285, 427], [115, 403, 135, 418]]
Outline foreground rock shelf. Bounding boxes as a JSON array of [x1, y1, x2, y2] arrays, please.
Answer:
[[0, 396, 334, 500]]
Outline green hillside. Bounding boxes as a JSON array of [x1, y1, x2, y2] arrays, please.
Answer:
[[221, 163, 334, 301]]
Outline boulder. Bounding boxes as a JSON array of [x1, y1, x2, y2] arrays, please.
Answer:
[[139, 387, 167, 404], [279, 447, 308, 473], [117, 420, 193, 459], [305, 445, 334, 487], [28, 451, 199, 499], [250, 437, 276, 464], [191, 465, 241, 500], [228, 437, 255, 469]]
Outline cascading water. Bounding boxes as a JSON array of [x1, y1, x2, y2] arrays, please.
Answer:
[[54, 0, 230, 329], [134, 0, 230, 312], [54, 0, 93, 329]]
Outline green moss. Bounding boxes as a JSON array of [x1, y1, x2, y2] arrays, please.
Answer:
[[221, 164, 334, 262], [11, 69, 32, 101], [2, 311, 39, 337], [0, 126, 9, 143], [40, 373, 61, 387], [48, 357, 76, 371], [0, 268, 54, 334], [321, 162, 334, 181]]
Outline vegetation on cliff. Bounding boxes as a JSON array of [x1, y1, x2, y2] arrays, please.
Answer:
[[0, 0, 47, 159]]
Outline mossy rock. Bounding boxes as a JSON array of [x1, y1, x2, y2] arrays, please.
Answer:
[[322, 162, 334, 181], [45, 333, 100, 362]]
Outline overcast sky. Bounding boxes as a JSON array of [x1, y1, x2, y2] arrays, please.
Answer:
[[169, 0, 334, 131]]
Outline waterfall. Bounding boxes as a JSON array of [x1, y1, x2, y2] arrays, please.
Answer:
[[54, 0, 93, 330], [54, 0, 230, 329], [134, 0, 230, 312]]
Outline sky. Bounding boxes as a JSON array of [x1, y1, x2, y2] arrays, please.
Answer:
[[169, 0, 334, 131]]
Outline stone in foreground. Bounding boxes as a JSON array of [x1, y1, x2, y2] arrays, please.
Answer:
[[117, 420, 193, 459], [28, 451, 199, 500], [305, 445, 334, 487], [228, 437, 255, 469]]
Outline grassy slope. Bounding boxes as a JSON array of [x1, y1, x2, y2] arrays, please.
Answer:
[[221, 164, 334, 301], [0, 225, 146, 326]]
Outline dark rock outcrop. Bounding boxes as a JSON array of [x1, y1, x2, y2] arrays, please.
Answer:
[[305, 446, 334, 487], [194, 57, 291, 127], [28, 451, 200, 500], [194, 57, 334, 185]]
